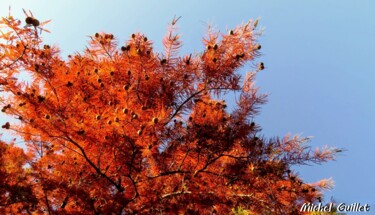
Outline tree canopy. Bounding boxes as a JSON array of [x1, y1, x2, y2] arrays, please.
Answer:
[[0, 11, 341, 214]]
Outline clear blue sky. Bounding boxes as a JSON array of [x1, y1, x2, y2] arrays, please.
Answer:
[[1, 0, 374, 208]]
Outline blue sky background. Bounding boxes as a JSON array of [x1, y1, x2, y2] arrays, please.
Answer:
[[1, 0, 374, 209]]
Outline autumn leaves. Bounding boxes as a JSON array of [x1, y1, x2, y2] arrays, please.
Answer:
[[0, 11, 343, 213]]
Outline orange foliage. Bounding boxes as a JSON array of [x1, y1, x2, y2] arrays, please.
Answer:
[[0, 12, 342, 214]]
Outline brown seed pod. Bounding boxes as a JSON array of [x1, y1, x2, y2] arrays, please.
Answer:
[[45, 114, 50, 120], [2, 122, 10, 129], [31, 18, 40, 27], [229, 30, 234, 35], [131, 33, 136, 39], [160, 59, 167, 65], [213, 44, 218, 50], [253, 19, 259, 29], [255, 44, 261, 50], [259, 62, 264, 70], [152, 117, 159, 124], [18, 116, 23, 121], [96, 115, 101, 120], [123, 84, 130, 91], [143, 37, 148, 42], [235, 54, 241, 60], [25, 17, 34, 25], [110, 71, 115, 76], [137, 129, 142, 136], [95, 33, 99, 38], [132, 113, 138, 119], [122, 108, 128, 114], [144, 74, 150, 81], [37, 95, 45, 103], [127, 70, 132, 76], [77, 129, 85, 135]]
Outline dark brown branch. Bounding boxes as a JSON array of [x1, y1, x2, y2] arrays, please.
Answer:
[[164, 88, 205, 126], [42, 187, 52, 215], [165, 87, 238, 126], [128, 175, 139, 201], [63, 135, 124, 192], [193, 153, 224, 177], [60, 195, 69, 209], [178, 148, 191, 171], [147, 170, 190, 179], [161, 190, 191, 199]]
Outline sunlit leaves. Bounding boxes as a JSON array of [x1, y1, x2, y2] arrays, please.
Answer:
[[0, 11, 342, 214]]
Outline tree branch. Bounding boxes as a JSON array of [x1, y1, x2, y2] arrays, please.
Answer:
[[63, 135, 124, 192], [147, 170, 190, 179], [161, 190, 191, 199]]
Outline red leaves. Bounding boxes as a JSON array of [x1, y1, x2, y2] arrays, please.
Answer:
[[0, 12, 341, 214]]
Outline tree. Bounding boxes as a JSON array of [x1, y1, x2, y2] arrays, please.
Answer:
[[0, 11, 341, 214]]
